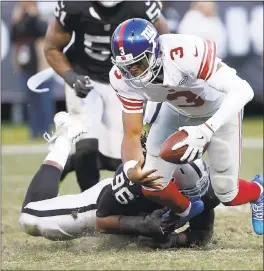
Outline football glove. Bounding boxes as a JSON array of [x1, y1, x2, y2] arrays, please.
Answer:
[[172, 124, 214, 162], [63, 69, 94, 98]]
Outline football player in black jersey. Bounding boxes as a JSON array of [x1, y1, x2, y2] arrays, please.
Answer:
[[44, 1, 169, 192], [19, 111, 219, 248]]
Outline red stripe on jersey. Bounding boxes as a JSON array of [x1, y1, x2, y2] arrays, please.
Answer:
[[118, 20, 129, 50], [123, 105, 143, 111], [197, 40, 207, 79], [205, 41, 216, 80], [119, 95, 144, 102], [199, 40, 212, 80], [198, 40, 215, 80], [117, 95, 144, 107]]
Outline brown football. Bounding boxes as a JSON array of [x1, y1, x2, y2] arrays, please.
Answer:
[[159, 130, 209, 164]]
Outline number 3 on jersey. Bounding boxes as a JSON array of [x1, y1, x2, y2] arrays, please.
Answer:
[[170, 47, 184, 59], [167, 91, 205, 107]]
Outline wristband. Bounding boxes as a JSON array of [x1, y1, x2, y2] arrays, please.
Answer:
[[123, 160, 138, 178], [63, 69, 77, 88]]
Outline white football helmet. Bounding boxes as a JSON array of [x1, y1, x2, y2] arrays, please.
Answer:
[[98, 1, 123, 7], [173, 159, 210, 199]]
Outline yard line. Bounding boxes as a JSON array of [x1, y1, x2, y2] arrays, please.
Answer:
[[2, 139, 263, 155]]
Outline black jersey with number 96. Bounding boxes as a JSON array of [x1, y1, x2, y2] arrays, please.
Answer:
[[54, 0, 163, 83]]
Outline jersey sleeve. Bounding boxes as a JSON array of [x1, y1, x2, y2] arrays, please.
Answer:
[[109, 67, 146, 114], [139, 1, 163, 23], [54, 0, 80, 32], [195, 38, 218, 81], [167, 35, 219, 81], [96, 185, 126, 217]]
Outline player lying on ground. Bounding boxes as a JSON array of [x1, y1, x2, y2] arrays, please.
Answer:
[[109, 18, 263, 235], [19, 112, 219, 248]]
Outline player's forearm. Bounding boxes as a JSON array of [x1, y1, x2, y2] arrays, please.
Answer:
[[44, 18, 73, 78], [44, 46, 72, 78], [121, 136, 143, 163], [96, 215, 143, 235], [96, 215, 163, 236], [96, 215, 122, 234], [206, 66, 254, 132]]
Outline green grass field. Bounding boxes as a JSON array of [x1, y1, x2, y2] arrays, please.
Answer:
[[1, 119, 263, 270], [2, 147, 263, 270], [1, 117, 263, 144]]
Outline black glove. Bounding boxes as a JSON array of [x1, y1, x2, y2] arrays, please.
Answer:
[[160, 209, 186, 234], [119, 209, 168, 237], [181, 226, 214, 247], [63, 69, 94, 98], [138, 232, 180, 249]]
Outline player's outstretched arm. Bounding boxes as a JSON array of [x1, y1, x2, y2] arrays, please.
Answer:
[[122, 111, 163, 189], [96, 211, 167, 237], [121, 111, 144, 163], [44, 18, 72, 78]]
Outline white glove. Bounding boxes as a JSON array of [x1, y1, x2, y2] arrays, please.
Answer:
[[172, 124, 214, 162]]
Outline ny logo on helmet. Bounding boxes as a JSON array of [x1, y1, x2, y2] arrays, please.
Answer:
[[141, 25, 156, 45]]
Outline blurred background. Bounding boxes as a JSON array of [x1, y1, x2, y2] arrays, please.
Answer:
[[1, 1, 263, 143]]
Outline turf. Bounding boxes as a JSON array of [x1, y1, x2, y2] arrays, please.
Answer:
[[1, 117, 263, 145], [1, 148, 263, 270]]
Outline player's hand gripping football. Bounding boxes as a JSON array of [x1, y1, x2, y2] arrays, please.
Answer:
[[127, 155, 163, 190], [172, 124, 214, 163], [63, 70, 94, 98]]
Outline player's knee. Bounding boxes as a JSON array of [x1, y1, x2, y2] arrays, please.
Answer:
[[208, 137, 231, 172], [210, 173, 238, 202], [19, 213, 41, 237], [76, 138, 99, 155], [209, 156, 231, 173], [19, 213, 73, 241]]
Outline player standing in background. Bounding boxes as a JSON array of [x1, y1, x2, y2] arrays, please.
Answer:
[[43, 1, 169, 192], [110, 18, 263, 235]]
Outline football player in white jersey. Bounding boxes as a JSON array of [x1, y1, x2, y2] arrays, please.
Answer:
[[19, 111, 219, 248], [109, 18, 263, 235]]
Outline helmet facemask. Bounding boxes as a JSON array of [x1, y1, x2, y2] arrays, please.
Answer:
[[112, 41, 163, 89]]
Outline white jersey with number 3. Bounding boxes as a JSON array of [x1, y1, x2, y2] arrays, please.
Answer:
[[109, 34, 235, 118]]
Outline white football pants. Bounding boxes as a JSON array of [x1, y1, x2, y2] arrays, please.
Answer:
[[65, 81, 123, 159], [19, 178, 112, 241], [143, 102, 242, 203]]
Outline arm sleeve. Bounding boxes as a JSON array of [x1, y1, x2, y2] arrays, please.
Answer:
[[54, 0, 80, 32], [96, 186, 125, 218], [205, 64, 254, 132], [116, 94, 145, 114], [109, 69, 146, 114], [140, 0, 163, 23], [171, 35, 219, 81]]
